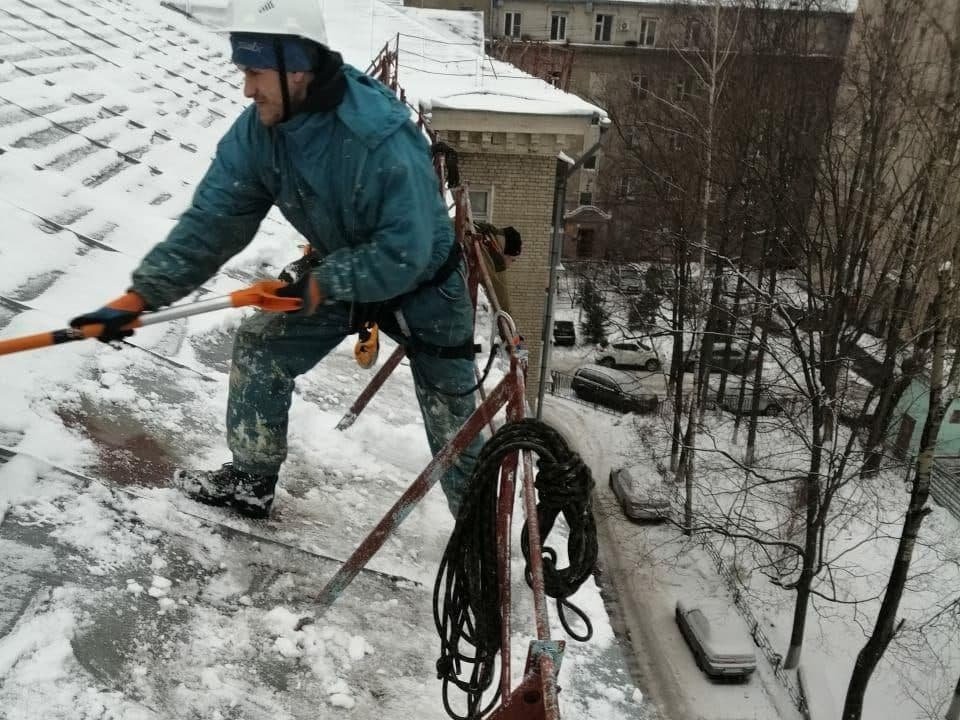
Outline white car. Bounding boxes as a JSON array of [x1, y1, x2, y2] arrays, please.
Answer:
[[595, 340, 661, 372], [609, 466, 671, 521], [675, 598, 757, 680]]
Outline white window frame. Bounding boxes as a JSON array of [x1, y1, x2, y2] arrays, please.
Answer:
[[639, 17, 657, 47], [505, 12, 521, 39], [469, 187, 493, 222], [595, 14, 613, 42], [550, 12, 567, 42]]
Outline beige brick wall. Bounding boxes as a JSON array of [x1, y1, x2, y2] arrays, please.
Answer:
[[456, 151, 557, 404]]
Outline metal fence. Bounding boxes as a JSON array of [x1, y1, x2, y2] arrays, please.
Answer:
[[697, 537, 808, 716], [548, 370, 659, 415], [931, 458, 960, 520], [634, 427, 808, 716]]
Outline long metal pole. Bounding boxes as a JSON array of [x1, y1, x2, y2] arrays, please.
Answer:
[[536, 139, 604, 418], [536, 157, 570, 420]]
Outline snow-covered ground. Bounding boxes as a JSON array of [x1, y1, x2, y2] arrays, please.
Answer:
[[0, 1, 641, 718], [547, 268, 960, 719]]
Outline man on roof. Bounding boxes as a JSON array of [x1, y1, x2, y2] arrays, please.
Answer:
[[68, 0, 483, 519]]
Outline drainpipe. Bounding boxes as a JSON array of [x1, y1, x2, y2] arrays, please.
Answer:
[[536, 135, 604, 419]]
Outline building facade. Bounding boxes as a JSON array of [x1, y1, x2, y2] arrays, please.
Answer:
[[428, 106, 604, 399], [408, 1, 854, 263]]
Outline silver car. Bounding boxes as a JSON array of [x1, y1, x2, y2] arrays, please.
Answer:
[[609, 466, 671, 521], [675, 598, 757, 680]]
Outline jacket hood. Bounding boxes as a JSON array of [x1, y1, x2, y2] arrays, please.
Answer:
[[275, 64, 411, 160], [334, 65, 411, 148]]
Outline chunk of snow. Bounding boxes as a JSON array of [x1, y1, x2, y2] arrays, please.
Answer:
[[274, 636, 301, 658], [328, 693, 355, 709]]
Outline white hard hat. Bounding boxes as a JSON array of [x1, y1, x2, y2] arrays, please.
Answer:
[[222, 0, 328, 47]]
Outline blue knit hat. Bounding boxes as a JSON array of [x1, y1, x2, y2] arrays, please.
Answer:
[[230, 33, 315, 72]]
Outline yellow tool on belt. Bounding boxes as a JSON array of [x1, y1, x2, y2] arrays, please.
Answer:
[[354, 321, 379, 369]]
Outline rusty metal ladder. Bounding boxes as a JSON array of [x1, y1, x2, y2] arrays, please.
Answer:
[[305, 37, 571, 720]]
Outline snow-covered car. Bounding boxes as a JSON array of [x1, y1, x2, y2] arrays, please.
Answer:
[[609, 466, 671, 521], [570, 365, 658, 414], [675, 598, 757, 681], [595, 340, 661, 371]]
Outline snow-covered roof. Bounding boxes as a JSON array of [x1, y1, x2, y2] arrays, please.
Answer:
[[174, 0, 607, 121], [566, 205, 613, 221], [573, 0, 857, 11]]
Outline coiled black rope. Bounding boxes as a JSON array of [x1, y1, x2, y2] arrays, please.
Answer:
[[433, 419, 598, 719]]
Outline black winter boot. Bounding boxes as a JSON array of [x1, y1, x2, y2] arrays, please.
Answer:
[[174, 463, 278, 519]]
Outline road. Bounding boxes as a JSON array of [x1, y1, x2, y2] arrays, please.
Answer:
[[541, 398, 802, 720]]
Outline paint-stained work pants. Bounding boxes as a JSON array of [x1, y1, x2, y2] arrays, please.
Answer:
[[225, 273, 482, 516]]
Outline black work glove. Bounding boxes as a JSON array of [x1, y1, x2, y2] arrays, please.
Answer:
[[276, 272, 324, 316], [278, 251, 321, 284], [69, 291, 147, 343]]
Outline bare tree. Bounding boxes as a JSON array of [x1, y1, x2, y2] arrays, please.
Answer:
[[843, 261, 957, 719]]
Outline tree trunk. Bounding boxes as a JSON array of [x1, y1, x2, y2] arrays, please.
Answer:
[[783, 436, 823, 669], [716, 261, 746, 406], [746, 265, 777, 466], [670, 265, 686, 472], [842, 266, 949, 719]]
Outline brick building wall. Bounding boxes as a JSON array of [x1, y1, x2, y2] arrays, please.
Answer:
[[454, 151, 557, 402], [430, 108, 601, 404]]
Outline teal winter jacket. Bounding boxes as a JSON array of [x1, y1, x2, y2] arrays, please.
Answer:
[[131, 66, 457, 312]]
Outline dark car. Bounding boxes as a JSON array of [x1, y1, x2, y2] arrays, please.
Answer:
[[570, 364, 658, 414], [683, 346, 758, 375], [553, 320, 576, 346]]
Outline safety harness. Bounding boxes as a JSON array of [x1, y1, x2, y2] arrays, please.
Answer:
[[350, 241, 480, 361], [282, 242, 479, 362]]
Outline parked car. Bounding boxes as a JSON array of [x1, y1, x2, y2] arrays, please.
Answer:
[[595, 340, 661, 371], [553, 320, 576, 346], [675, 598, 757, 681], [718, 391, 786, 417], [570, 364, 658, 414], [609, 466, 671, 521], [616, 263, 645, 294], [683, 346, 758, 375]]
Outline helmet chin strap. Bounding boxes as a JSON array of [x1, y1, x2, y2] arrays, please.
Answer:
[[273, 38, 291, 123]]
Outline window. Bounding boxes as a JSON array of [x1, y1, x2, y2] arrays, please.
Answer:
[[674, 75, 697, 101], [626, 125, 642, 148], [670, 131, 683, 151], [504, 12, 521, 39], [576, 229, 595, 257], [589, 71, 604, 94], [620, 175, 641, 198], [550, 13, 567, 41], [595, 14, 613, 42], [579, 192, 593, 205], [583, 154, 597, 170], [631, 73, 650, 99], [686, 19, 702, 48], [951, 409, 960, 423], [469, 189, 491, 221], [639, 18, 657, 47]]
